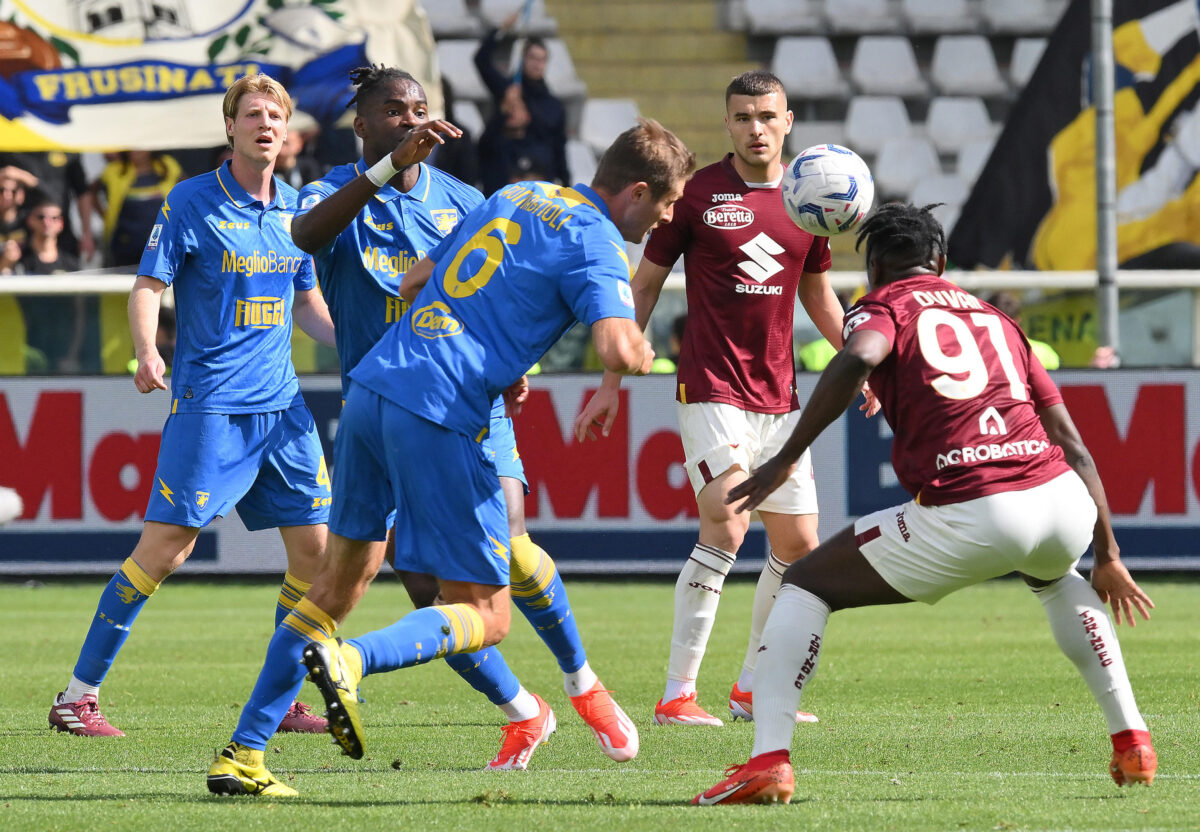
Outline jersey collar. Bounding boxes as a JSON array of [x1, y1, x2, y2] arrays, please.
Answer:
[[355, 158, 431, 203], [568, 183, 607, 218], [215, 160, 288, 210]]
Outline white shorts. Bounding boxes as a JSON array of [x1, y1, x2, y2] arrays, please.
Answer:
[[677, 401, 817, 515], [854, 471, 1096, 604]]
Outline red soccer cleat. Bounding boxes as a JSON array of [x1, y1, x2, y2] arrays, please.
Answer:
[[654, 693, 723, 727], [570, 681, 639, 762], [277, 700, 328, 734], [728, 682, 819, 724], [487, 694, 556, 770], [1110, 729, 1157, 786], [692, 750, 795, 805], [48, 692, 125, 737]]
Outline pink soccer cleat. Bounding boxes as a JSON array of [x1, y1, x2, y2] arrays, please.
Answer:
[[48, 692, 125, 737], [277, 700, 328, 734]]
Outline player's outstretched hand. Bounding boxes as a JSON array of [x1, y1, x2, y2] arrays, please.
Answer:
[[859, 382, 881, 418], [574, 385, 620, 442], [133, 353, 167, 394], [725, 456, 796, 514], [390, 120, 463, 169], [1091, 560, 1154, 626], [504, 375, 529, 418]]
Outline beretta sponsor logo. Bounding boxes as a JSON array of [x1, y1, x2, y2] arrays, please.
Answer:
[[703, 204, 754, 229]]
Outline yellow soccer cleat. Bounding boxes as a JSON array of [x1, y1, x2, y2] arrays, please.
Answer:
[[206, 743, 298, 797], [302, 637, 365, 760]]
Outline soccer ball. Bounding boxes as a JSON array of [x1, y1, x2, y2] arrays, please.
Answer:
[[781, 144, 874, 237]]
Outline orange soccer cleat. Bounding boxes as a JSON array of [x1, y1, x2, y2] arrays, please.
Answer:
[[487, 694, 556, 771], [570, 681, 639, 762], [692, 751, 795, 805], [654, 692, 723, 727], [728, 682, 819, 724], [1110, 729, 1157, 786]]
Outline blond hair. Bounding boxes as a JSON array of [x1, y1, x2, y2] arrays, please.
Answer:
[[592, 118, 696, 199], [221, 73, 293, 148]]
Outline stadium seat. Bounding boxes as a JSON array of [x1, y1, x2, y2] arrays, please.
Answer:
[[478, 0, 558, 37], [743, 0, 825, 35], [436, 40, 491, 103], [925, 96, 995, 153], [566, 139, 598, 186], [850, 36, 929, 97], [787, 121, 848, 157], [543, 38, 587, 99], [873, 135, 941, 198], [772, 36, 850, 100], [956, 137, 995, 183], [452, 98, 485, 139], [981, 0, 1062, 34], [823, 0, 902, 34], [422, 0, 482, 39], [844, 95, 912, 155], [580, 98, 640, 155], [909, 172, 970, 209], [901, 0, 977, 33], [1009, 37, 1048, 90], [930, 36, 1008, 97]]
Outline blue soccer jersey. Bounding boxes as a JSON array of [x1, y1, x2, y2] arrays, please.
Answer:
[[138, 162, 315, 414], [350, 181, 637, 438], [296, 161, 483, 397]]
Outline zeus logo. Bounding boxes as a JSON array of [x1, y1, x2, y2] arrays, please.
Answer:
[[218, 220, 251, 230], [235, 297, 285, 328], [411, 301, 463, 339]]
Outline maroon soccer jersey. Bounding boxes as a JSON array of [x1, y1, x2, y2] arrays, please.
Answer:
[[643, 155, 831, 414], [844, 274, 1072, 505]]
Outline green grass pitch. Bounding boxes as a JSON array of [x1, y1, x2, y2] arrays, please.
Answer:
[[2, 576, 1197, 831]]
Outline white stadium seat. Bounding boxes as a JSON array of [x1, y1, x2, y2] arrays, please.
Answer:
[[580, 98, 640, 155], [956, 137, 996, 183], [873, 135, 941, 198], [925, 96, 995, 153], [566, 139, 598, 186], [909, 172, 970, 209], [436, 40, 491, 103], [823, 0, 902, 34], [478, 0, 558, 37], [451, 99, 485, 139], [743, 0, 825, 35], [1009, 37, 1048, 90], [901, 0, 977, 34], [422, 0, 482, 39], [931, 36, 1008, 96], [844, 95, 912, 155], [981, 0, 1061, 34], [543, 38, 587, 99], [787, 121, 848, 157], [850, 36, 929, 97], [772, 36, 851, 99]]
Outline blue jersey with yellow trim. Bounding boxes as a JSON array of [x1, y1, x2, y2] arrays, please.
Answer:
[[350, 181, 636, 438], [138, 161, 314, 414], [296, 161, 483, 396]]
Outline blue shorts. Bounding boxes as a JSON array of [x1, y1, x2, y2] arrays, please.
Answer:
[[484, 397, 527, 488], [145, 405, 331, 531], [331, 383, 510, 586]]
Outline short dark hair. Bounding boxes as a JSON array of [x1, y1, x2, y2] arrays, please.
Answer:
[[523, 36, 547, 57], [854, 202, 947, 273], [592, 118, 696, 200], [725, 70, 786, 103], [348, 65, 421, 112]]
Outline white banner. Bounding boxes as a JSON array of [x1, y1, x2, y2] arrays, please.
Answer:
[[2, 372, 1199, 574]]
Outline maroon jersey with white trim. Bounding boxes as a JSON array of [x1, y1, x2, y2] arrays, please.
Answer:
[[643, 155, 831, 413], [844, 274, 1071, 505]]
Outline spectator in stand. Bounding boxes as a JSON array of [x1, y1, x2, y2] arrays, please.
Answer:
[[16, 198, 87, 373], [474, 12, 569, 195], [1, 166, 36, 248], [651, 313, 687, 374], [986, 291, 1061, 370], [0, 151, 95, 261], [427, 77, 479, 188], [274, 127, 325, 191], [91, 151, 183, 267]]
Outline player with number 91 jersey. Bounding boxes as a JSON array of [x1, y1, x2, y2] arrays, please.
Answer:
[[843, 276, 1072, 506]]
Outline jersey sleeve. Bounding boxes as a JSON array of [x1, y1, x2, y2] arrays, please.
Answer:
[[641, 197, 692, 269], [1027, 349, 1064, 409], [292, 253, 317, 292], [295, 179, 340, 258], [559, 223, 637, 326], [137, 189, 195, 286], [802, 235, 832, 273], [842, 300, 895, 347]]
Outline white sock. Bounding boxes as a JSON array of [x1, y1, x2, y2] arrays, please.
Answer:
[[738, 551, 790, 692], [564, 661, 599, 697], [751, 584, 830, 758], [664, 543, 735, 702], [63, 676, 99, 703], [1033, 570, 1147, 734], [498, 686, 542, 723]]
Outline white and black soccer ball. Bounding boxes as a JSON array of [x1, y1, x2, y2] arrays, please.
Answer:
[[781, 144, 874, 237]]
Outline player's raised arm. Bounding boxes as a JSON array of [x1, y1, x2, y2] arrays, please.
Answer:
[[1038, 402, 1154, 626], [129, 274, 168, 394]]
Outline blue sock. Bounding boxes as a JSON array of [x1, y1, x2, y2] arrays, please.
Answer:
[[444, 648, 522, 707], [72, 558, 161, 686], [347, 604, 485, 675], [232, 597, 335, 750], [510, 535, 587, 674]]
